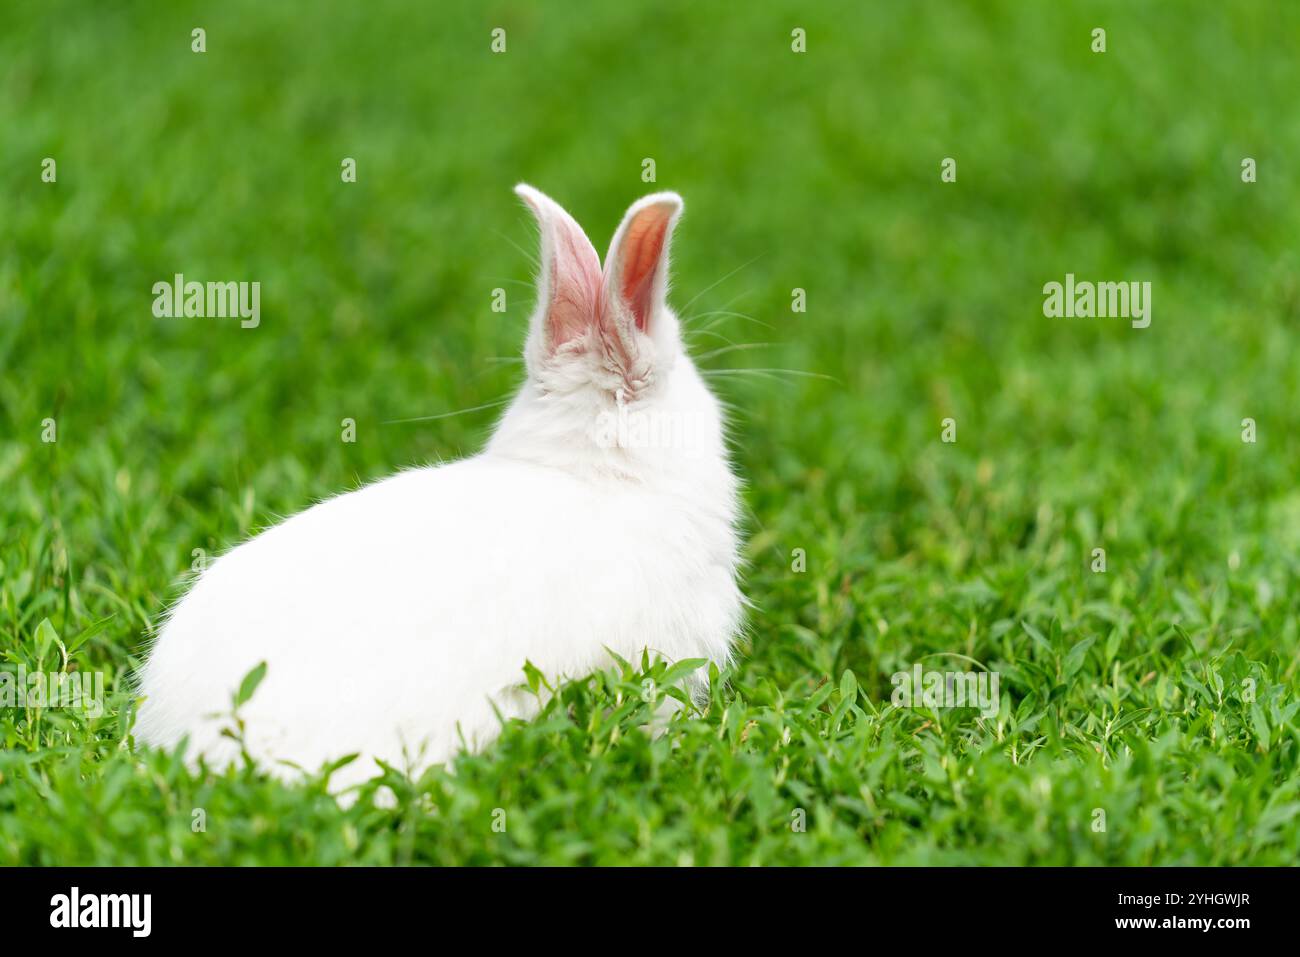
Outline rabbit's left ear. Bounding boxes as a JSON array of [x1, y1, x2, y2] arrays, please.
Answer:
[[515, 184, 603, 353], [601, 192, 684, 345]]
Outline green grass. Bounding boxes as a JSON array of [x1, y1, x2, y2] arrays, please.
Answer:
[[3, 0, 1299, 865]]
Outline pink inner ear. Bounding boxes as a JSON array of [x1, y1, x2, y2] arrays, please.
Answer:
[[548, 223, 602, 347], [617, 208, 672, 331]]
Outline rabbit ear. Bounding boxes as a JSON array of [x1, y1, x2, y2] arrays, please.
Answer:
[[602, 192, 684, 340], [515, 184, 603, 352]]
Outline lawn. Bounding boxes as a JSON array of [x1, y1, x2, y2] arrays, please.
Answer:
[[2, 0, 1298, 865]]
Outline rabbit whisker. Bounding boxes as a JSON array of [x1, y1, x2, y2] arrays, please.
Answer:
[[701, 367, 838, 383], [679, 255, 762, 313], [691, 342, 773, 362], [496, 228, 541, 270], [382, 397, 513, 425], [684, 328, 742, 347], [686, 309, 773, 332]]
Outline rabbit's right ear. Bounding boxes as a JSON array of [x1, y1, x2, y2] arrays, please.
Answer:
[[515, 184, 602, 353]]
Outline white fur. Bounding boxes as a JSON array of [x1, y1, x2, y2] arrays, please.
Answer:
[[134, 185, 745, 791]]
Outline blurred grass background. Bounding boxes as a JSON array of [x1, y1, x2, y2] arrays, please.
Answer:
[[1, 0, 1298, 864]]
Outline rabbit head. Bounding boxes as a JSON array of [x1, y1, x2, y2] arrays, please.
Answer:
[[489, 184, 729, 485]]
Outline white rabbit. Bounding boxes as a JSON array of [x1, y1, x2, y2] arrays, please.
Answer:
[[134, 184, 745, 791]]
